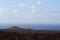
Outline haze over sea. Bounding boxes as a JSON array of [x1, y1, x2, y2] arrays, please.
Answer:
[[0, 24, 60, 30]]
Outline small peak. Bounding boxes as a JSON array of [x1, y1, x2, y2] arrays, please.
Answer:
[[10, 26, 19, 28], [7, 26, 32, 31], [8, 26, 20, 30]]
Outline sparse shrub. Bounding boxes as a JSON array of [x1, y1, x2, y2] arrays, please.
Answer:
[[0, 31, 60, 40]]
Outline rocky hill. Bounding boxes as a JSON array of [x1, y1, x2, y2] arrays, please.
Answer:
[[8, 26, 31, 31]]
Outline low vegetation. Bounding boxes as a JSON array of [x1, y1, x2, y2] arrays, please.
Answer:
[[0, 31, 60, 40]]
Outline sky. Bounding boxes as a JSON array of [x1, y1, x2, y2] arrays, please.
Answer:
[[0, 0, 60, 24]]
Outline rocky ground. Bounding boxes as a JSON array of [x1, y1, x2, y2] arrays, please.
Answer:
[[0, 31, 60, 40]]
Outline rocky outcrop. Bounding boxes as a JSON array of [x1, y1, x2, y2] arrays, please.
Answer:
[[8, 26, 31, 31]]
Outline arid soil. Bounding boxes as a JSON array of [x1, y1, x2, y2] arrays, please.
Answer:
[[0, 31, 60, 40]]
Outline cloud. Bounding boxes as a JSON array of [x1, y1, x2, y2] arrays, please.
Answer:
[[47, 0, 52, 2], [19, 3, 25, 8], [12, 9, 18, 13], [0, 8, 7, 13], [31, 6, 36, 9], [37, 1, 41, 5], [31, 9, 37, 14], [44, 8, 49, 13], [30, 6, 37, 14], [0, 8, 7, 16]]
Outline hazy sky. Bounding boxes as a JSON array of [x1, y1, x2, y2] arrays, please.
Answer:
[[0, 0, 60, 24]]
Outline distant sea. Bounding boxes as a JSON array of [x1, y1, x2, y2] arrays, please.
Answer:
[[0, 24, 60, 30]]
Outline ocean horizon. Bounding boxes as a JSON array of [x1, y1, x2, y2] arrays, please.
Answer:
[[0, 24, 60, 30]]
